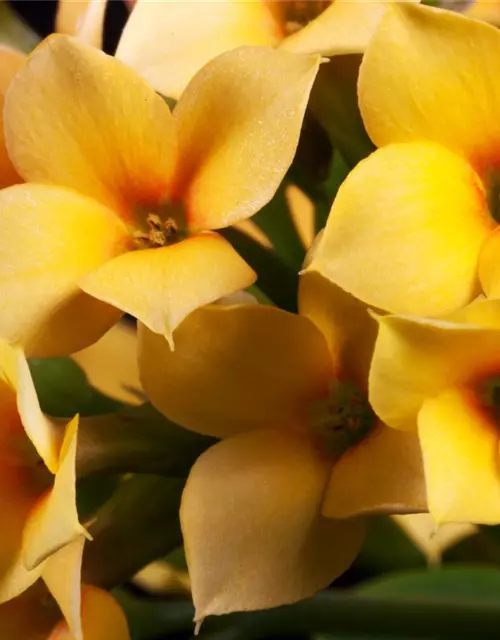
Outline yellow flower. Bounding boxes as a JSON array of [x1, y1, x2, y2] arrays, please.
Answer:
[[308, 3, 500, 317], [464, 0, 500, 26], [137, 268, 426, 622], [0, 338, 88, 638], [0, 46, 25, 189], [115, 0, 417, 100], [369, 297, 500, 525], [0, 35, 319, 356]]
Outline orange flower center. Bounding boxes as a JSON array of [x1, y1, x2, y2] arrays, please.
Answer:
[[132, 202, 187, 249], [308, 379, 376, 455], [280, 0, 332, 35]]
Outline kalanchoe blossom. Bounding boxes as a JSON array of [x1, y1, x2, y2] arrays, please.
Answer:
[[0, 338, 88, 638], [308, 3, 500, 317], [369, 297, 500, 525], [137, 252, 426, 623], [0, 35, 319, 356], [116, 0, 418, 100]]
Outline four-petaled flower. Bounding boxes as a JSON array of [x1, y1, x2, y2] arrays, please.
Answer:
[[0, 35, 319, 356], [309, 3, 500, 318], [138, 260, 426, 622]]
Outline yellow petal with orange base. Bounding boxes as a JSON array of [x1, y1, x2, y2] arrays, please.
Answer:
[[281, 0, 416, 56], [138, 303, 333, 438], [5, 35, 177, 217], [49, 586, 130, 640], [418, 386, 500, 524], [299, 268, 377, 389], [0, 184, 128, 357], [369, 314, 500, 430], [0, 45, 25, 189], [323, 423, 427, 519], [82, 233, 255, 346], [173, 47, 320, 230], [22, 417, 87, 572], [116, 0, 280, 100], [43, 536, 86, 640], [56, 0, 107, 48], [181, 429, 365, 621], [309, 142, 492, 316], [359, 3, 500, 170]]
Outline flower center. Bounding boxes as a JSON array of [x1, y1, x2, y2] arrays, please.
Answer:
[[308, 379, 376, 455], [132, 213, 180, 249], [486, 170, 500, 223], [281, 0, 332, 35], [476, 374, 500, 422]]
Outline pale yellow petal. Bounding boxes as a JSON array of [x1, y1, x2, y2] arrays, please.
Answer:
[[116, 0, 281, 99], [309, 142, 493, 316], [173, 46, 320, 230], [0, 45, 25, 189], [369, 314, 500, 430], [22, 417, 87, 571], [299, 269, 377, 388], [0, 184, 128, 357], [56, 0, 107, 48], [418, 386, 500, 524], [359, 3, 500, 170], [323, 423, 427, 519], [43, 536, 85, 640], [182, 429, 365, 621], [281, 0, 416, 56], [5, 34, 177, 216], [81, 233, 256, 345], [138, 303, 332, 438]]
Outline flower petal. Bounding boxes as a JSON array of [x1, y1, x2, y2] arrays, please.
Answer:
[[43, 536, 85, 640], [323, 423, 427, 519], [138, 302, 332, 438], [0, 45, 25, 189], [418, 386, 500, 524], [22, 417, 87, 572], [479, 227, 500, 299], [82, 233, 256, 346], [181, 429, 365, 621], [280, 0, 414, 56], [5, 34, 177, 216], [359, 3, 500, 168], [309, 142, 492, 316], [369, 314, 500, 430], [116, 0, 280, 100], [56, 0, 107, 48], [299, 269, 377, 389], [49, 585, 130, 640], [173, 46, 320, 230], [0, 184, 128, 356]]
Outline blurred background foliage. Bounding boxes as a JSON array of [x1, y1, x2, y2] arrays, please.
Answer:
[[3, 0, 500, 638]]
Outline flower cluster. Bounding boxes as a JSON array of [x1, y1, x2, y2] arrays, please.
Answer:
[[1, 0, 500, 637]]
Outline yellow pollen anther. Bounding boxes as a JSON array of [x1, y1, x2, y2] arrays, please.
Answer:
[[133, 213, 179, 249]]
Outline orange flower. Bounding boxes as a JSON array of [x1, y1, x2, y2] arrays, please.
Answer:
[[0, 338, 88, 637], [0, 35, 319, 356]]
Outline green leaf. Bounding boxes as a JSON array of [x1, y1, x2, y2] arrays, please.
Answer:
[[77, 403, 214, 478], [0, 2, 39, 52], [252, 184, 306, 271], [82, 475, 184, 589], [221, 227, 298, 313], [29, 357, 122, 417], [357, 565, 500, 601]]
